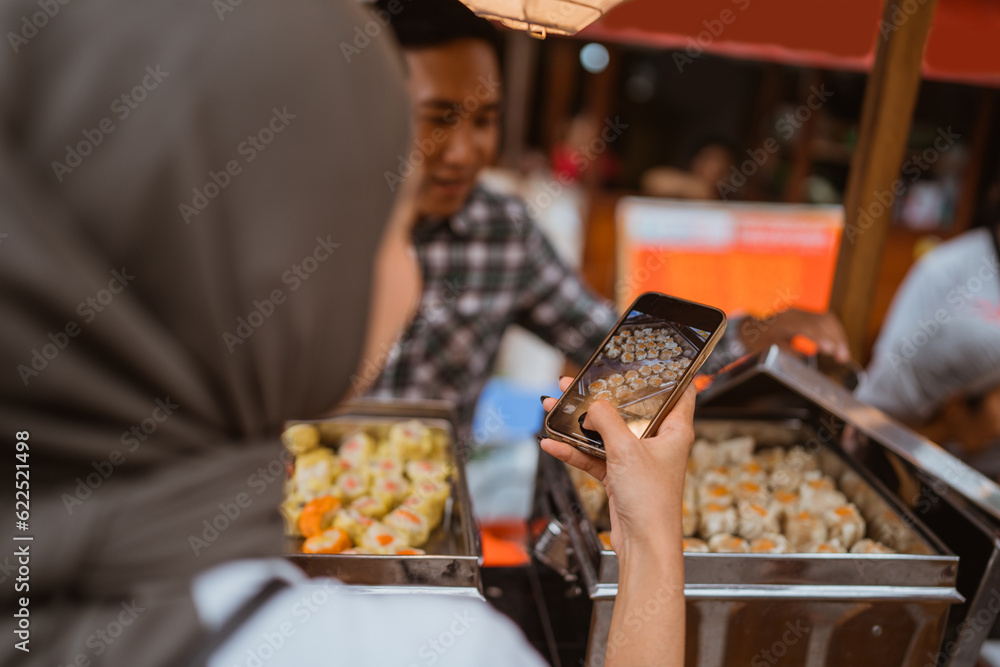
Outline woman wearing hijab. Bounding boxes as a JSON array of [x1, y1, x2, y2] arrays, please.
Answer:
[[0, 0, 693, 664]]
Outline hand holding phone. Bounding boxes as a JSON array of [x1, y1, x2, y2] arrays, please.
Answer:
[[540, 379, 697, 556], [544, 292, 726, 459], [541, 380, 695, 667]]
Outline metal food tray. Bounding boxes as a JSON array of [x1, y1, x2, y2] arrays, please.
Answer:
[[531, 346, 984, 666], [536, 419, 961, 667], [283, 399, 481, 594]]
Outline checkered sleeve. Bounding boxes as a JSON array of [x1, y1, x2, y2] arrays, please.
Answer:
[[513, 222, 617, 365]]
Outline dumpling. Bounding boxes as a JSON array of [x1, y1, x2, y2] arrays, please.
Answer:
[[292, 448, 342, 498], [708, 534, 749, 553], [699, 503, 737, 538], [823, 504, 866, 548], [387, 420, 434, 460], [785, 511, 828, 547], [683, 537, 710, 553], [282, 424, 320, 455], [749, 533, 790, 554], [737, 501, 780, 539]]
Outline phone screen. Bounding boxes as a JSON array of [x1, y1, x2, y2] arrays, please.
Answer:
[[552, 298, 719, 446]]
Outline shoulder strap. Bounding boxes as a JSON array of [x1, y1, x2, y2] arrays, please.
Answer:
[[172, 578, 290, 667]]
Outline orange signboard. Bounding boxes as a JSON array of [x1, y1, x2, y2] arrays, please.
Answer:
[[616, 198, 843, 317]]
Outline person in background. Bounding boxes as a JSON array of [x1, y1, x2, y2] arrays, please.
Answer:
[[640, 137, 738, 200], [856, 221, 1000, 476], [367, 0, 851, 442]]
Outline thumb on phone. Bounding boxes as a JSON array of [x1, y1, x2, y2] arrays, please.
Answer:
[[584, 400, 636, 455], [654, 384, 697, 440]]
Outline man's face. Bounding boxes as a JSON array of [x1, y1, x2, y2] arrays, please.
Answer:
[[404, 39, 502, 218]]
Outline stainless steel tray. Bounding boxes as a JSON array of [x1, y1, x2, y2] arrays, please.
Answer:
[[531, 351, 973, 667], [542, 419, 958, 591], [699, 348, 1000, 666], [283, 399, 481, 592]]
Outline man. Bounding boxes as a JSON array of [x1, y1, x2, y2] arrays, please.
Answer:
[[857, 221, 1000, 476], [369, 0, 850, 441]]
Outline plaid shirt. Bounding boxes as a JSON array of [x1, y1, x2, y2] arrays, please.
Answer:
[[369, 186, 617, 440]]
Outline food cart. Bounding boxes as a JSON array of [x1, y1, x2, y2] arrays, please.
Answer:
[[531, 348, 1000, 666]]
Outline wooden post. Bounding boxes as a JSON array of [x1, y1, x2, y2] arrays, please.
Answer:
[[828, 0, 937, 361], [498, 31, 539, 169], [952, 89, 996, 233], [541, 38, 579, 153], [783, 70, 824, 203]]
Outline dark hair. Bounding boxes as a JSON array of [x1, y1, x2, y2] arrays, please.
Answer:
[[374, 0, 504, 59]]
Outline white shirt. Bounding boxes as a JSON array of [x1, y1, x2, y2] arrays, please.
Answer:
[[194, 560, 549, 667]]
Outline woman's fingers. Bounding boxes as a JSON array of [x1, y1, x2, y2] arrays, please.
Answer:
[[653, 384, 697, 438], [541, 377, 575, 413], [539, 438, 607, 481]]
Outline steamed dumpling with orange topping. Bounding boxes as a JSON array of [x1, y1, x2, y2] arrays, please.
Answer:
[[388, 420, 434, 460], [699, 503, 737, 538], [708, 534, 749, 553], [372, 475, 410, 507], [737, 501, 779, 539], [338, 431, 375, 471], [292, 448, 342, 498], [749, 533, 790, 554], [336, 470, 370, 502], [302, 527, 351, 554], [360, 522, 410, 554], [384, 508, 431, 545], [823, 503, 866, 548], [333, 507, 376, 543]]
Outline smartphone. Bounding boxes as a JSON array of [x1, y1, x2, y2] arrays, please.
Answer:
[[544, 292, 726, 459]]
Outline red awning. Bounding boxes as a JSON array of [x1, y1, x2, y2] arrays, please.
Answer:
[[581, 0, 1000, 89]]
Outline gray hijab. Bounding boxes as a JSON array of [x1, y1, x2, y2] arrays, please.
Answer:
[[0, 0, 409, 663]]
